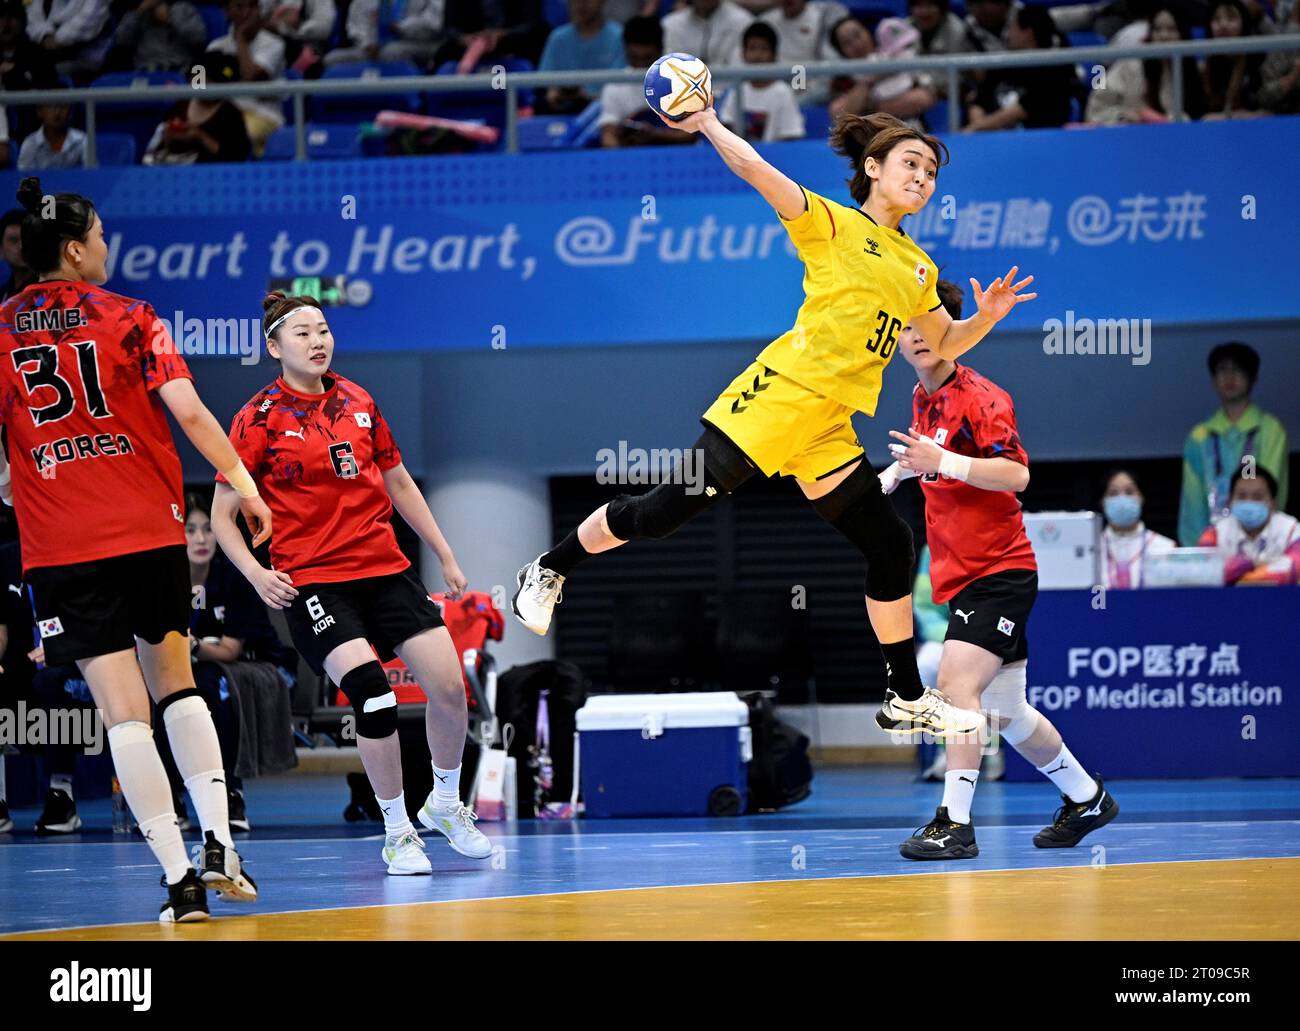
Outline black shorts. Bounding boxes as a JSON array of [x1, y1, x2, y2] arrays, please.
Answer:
[[284, 566, 445, 674], [27, 545, 191, 666], [944, 568, 1038, 664]]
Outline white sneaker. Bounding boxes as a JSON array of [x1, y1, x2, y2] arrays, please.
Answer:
[[876, 687, 983, 737], [418, 798, 493, 859], [382, 829, 432, 875], [511, 555, 564, 636]]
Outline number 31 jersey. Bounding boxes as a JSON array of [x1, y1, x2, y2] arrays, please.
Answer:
[[0, 281, 191, 573], [217, 373, 409, 586]]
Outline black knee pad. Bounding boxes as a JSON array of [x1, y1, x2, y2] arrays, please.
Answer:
[[341, 661, 398, 739], [605, 428, 756, 541], [812, 463, 915, 602], [156, 687, 204, 720]]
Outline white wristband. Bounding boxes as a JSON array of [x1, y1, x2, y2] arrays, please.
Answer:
[[222, 461, 259, 499], [938, 449, 972, 482]]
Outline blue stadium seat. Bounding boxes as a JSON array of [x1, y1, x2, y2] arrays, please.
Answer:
[[926, 98, 953, 133], [1066, 31, 1108, 48], [517, 115, 580, 149], [312, 62, 423, 123], [427, 59, 535, 132], [197, 4, 229, 43], [543, 0, 570, 27], [800, 104, 832, 141], [94, 132, 138, 166], [89, 71, 187, 153], [262, 123, 363, 161]]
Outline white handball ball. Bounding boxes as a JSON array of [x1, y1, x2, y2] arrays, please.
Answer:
[[643, 52, 712, 121]]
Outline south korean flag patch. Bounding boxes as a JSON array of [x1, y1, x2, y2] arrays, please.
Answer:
[[39, 616, 64, 639], [354, 412, 372, 428], [915, 262, 928, 287], [997, 616, 1015, 637]]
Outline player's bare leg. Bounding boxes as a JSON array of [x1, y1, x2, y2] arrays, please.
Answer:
[[396, 627, 492, 859], [138, 631, 256, 901], [79, 649, 208, 921], [325, 639, 429, 874], [799, 460, 982, 737]]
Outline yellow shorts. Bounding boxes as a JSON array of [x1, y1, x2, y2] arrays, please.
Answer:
[[701, 361, 864, 481]]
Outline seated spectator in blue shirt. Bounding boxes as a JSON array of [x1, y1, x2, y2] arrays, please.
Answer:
[[539, 0, 626, 113], [16, 97, 86, 170], [108, 0, 209, 74]]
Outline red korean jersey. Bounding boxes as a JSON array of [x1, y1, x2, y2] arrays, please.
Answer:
[[217, 372, 408, 585], [0, 280, 191, 572], [912, 365, 1037, 603]]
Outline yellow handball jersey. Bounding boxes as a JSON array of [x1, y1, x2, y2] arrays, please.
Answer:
[[757, 185, 943, 417]]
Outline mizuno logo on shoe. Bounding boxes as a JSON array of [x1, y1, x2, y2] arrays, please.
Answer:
[[1083, 795, 1106, 817], [929, 836, 951, 847]]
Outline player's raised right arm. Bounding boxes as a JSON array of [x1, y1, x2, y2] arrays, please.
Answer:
[[156, 378, 271, 546], [654, 106, 805, 220]]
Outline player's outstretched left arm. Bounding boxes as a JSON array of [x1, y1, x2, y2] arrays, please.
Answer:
[[910, 266, 1037, 362], [382, 462, 467, 599], [888, 428, 1030, 492], [654, 105, 806, 220]]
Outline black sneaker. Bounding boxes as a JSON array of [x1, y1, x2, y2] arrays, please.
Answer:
[[228, 788, 250, 832], [35, 788, 82, 835], [900, 806, 979, 861], [0, 800, 12, 833], [159, 869, 209, 924], [199, 830, 258, 902], [1034, 774, 1119, 848]]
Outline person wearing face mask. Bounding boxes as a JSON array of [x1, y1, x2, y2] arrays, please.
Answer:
[[1198, 468, 1300, 585], [1099, 469, 1177, 588]]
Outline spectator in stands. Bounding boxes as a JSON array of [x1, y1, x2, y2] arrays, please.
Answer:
[[0, 209, 36, 300], [16, 93, 87, 169], [1202, 0, 1269, 116], [910, 0, 974, 58], [1086, 3, 1207, 122], [538, 0, 625, 113], [605, 0, 664, 22], [110, 0, 208, 74], [208, 0, 287, 155], [717, 22, 805, 137], [1, 1, 54, 93], [151, 492, 300, 832], [828, 14, 936, 124], [966, 4, 1081, 129], [1199, 468, 1300, 585], [663, 0, 755, 66], [1179, 341, 1290, 545], [599, 15, 697, 145], [964, 0, 1012, 50], [760, 0, 849, 64], [25, 0, 112, 82], [1260, 0, 1300, 112], [325, 0, 449, 68], [1099, 468, 1178, 588], [260, 0, 338, 65], [143, 53, 252, 163]]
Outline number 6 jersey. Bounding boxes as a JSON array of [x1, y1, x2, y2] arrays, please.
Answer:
[[216, 372, 409, 585], [0, 281, 191, 573]]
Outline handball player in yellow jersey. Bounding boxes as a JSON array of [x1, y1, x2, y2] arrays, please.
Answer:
[[514, 109, 1036, 737]]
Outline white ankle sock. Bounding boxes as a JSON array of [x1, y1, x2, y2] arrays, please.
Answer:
[[162, 693, 232, 848], [942, 769, 980, 825], [108, 721, 191, 885], [432, 763, 461, 804], [1036, 745, 1098, 804], [377, 792, 413, 837], [50, 773, 74, 798]]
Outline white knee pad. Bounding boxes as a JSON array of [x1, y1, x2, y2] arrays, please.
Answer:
[[980, 663, 1040, 745]]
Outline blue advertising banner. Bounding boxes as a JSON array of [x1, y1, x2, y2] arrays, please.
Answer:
[[12, 116, 1298, 354], [1004, 586, 1300, 780]]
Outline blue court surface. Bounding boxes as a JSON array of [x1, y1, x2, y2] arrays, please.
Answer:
[[1, 767, 1298, 936]]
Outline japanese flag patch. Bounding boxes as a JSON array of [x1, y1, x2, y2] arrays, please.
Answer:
[[915, 262, 928, 287], [997, 616, 1015, 636], [354, 412, 372, 428], [39, 616, 64, 639]]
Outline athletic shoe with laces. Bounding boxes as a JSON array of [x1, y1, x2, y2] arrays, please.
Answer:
[[511, 555, 564, 636], [197, 831, 258, 901], [1033, 774, 1119, 848], [899, 806, 979, 861], [383, 829, 432, 875], [159, 869, 209, 924], [876, 687, 983, 737], [35, 788, 81, 834], [0, 800, 12, 833], [418, 798, 493, 859], [227, 788, 250, 832]]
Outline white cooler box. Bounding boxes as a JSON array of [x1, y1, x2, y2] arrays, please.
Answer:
[[576, 693, 752, 818], [1023, 511, 1101, 589]]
